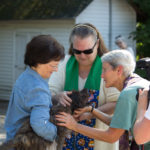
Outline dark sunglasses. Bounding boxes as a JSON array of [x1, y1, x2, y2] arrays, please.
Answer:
[[72, 41, 97, 55]]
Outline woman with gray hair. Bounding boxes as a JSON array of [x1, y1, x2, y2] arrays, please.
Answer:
[[101, 49, 135, 78], [56, 50, 150, 150]]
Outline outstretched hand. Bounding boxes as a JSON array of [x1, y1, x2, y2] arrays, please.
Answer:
[[55, 112, 77, 130], [58, 91, 72, 107], [73, 106, 92, 121]]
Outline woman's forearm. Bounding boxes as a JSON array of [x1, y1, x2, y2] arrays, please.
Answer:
[[92, 108, 112, 125], [56, 112, 124, 143], [72, 123, 116, 142], [98, 102, 116, 114], [90, 102, 116, 125]]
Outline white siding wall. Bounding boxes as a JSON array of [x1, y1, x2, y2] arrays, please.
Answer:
[[112, 0, 136, 51], [76, 0, 110, 49], [42, 21, 73, 53], [0, 30, 14, 100], [0, 20, 74, 100], [0, 0, 136, 101], [76, 0, 136, 52]]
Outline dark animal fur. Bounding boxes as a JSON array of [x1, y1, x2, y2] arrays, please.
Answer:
[[0, 89, 89, 150]]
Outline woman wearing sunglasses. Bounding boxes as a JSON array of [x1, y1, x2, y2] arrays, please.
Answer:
[[48, 23, 120, 150]]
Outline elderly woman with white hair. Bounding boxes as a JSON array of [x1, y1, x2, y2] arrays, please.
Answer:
[[56, 50, 150, 150]]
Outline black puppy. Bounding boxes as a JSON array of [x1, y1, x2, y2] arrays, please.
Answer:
[[0, 89, 89, 150]]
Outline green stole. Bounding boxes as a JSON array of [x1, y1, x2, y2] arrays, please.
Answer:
[[64, 55, 102, 91]]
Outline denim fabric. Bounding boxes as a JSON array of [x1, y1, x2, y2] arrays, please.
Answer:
[[5, 67, 57, 142]]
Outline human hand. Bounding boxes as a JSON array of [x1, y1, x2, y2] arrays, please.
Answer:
[[75, 112, 93, 121], [58, 91, 72, 107], [55, 112, 77, 130], [73, 106, 93, 121], [138, 88, 149, 111], [73, 106, 92, 119]]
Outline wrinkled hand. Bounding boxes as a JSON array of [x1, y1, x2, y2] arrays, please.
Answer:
[[55, 112, 77, 130], [74, 112, 93, 121], [73, 106, 92, 121], [58, 91, 72, 107]]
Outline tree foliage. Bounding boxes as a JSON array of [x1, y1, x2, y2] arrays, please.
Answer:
[[128, 0, 150, 58], [0, 0, 92, 19]]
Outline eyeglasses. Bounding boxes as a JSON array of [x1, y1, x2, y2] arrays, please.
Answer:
[[49, 64, 59, 70], [72, 41, 97, 55]]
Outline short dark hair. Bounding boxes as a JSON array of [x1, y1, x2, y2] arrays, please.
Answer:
[[24, 35, 65, 67]]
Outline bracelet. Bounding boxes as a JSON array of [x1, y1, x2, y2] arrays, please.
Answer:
[[91, 105, 94, 113]]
